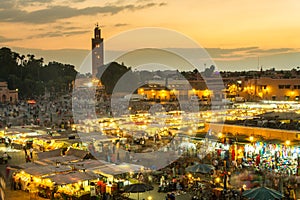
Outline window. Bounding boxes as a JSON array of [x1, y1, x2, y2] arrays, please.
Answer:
[[284, 96, 290, 100], [260, 85, 267, 89], [279, 85, 291, 89]]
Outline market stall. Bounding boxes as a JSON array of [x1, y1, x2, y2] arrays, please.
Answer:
[[243, 141, 300, 174], [44, 171, 98, 199], [89, 162, 146, 195], [4, 128, 44, 149], [12, 164, 73, 197], [37, 149, 61, 160], [37, 148, 90, 165], [33, 132, 82, 151]]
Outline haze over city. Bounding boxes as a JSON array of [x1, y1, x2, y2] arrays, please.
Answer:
[[1, 1, 300, 200], [1, 0, 300, 71]]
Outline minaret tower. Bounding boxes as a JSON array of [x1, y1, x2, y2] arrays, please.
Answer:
[[92, 23, 104, 78]]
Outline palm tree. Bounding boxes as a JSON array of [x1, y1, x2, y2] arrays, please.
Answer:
[[20, 55, 25, 65]]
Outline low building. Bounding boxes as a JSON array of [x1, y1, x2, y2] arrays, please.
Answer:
[[239, 77, 300, 101], [137, 76, 223, 102], [0, 82, 18, 104], [138, 83, 171, 101]]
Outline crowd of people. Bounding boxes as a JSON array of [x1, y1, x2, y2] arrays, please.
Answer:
[[0, 96, 73, 128], [1, 95, 300, 200]]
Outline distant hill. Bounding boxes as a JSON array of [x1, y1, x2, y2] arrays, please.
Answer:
[[10, 47, 300, 72]]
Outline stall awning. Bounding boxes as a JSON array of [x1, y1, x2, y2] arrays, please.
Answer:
[[8, 162, 42, 170], [23, 165, 72, 177], [17, 162, 43, 169], [117, 163, 145, 173], [39, 148, 89, 164], [92, 164, 125, 176], [45, 171, 98, 185], [41, 155, 82, 164], [77, 132, 118, 143], [66, 148, 89, 159], [37, 149, 61, 160], [72, 159, 109, 170], [91, 162, 145, 176]]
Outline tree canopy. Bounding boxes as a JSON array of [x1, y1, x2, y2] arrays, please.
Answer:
[[97, 62, 138, 94], [0, 47, 78, 99]]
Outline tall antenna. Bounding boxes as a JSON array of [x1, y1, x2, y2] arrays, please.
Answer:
[[257, 56, 260, 71]]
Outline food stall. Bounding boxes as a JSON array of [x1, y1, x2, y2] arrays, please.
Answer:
[[13, 164, 72, 197], [3, 128, 44, 149], [44, 171, 98, 199], [90, 162, 145, 194], [37, 148, 89, 165], [14, 166, 98, 199], [33, 133, 83, 151]]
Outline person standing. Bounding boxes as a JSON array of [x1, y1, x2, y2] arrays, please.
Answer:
[[255, 154, 261, 166], [23, 145, 27, 156], [213, 158, 219, 170], [26, 154, 31, 163], [17, 178, 22, 190], [2, 153, 8, 164], [11, 173, 16, 190], [29, 147, 33, 159], [90, 182, 97, 200], [5, 166, 10, 180], [289, 185, 296, 200]]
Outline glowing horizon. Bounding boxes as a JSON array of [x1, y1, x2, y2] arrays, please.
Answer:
[[1, 0, 300, 71]]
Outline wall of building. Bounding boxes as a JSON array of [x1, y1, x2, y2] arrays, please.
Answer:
[[137, 75, 300, 102], [204, 123, 299, 142], [0, 82, 18, 104], [240, 77, 300, 101]]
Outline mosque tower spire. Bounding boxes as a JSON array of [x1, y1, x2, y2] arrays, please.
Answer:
[[91, 22, 104, 78]]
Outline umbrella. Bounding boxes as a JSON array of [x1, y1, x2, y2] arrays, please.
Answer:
[[186, 163, 215, 174], [123, 183, 154, 200], [242, 186, 284, 200]]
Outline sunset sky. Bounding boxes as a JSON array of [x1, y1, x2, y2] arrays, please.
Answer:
[[1, 0, 300, 71]]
